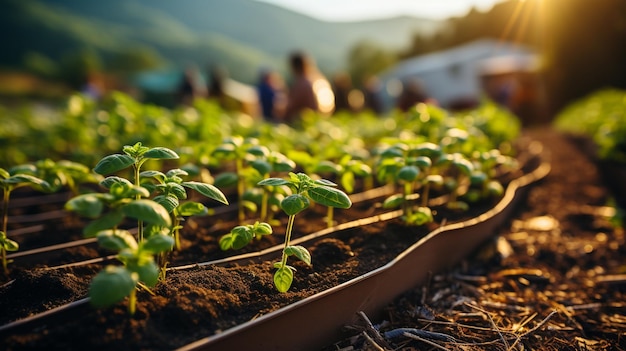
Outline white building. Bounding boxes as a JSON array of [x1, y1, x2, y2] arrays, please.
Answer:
[[380, 39, 540, 111]]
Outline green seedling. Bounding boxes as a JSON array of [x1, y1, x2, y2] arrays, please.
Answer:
[[89, 229, 174, 315], [10, 159, 102, 196], [376, 143, 437, 226], [464, 149, 516, 203], [93, 142, 179, 242], [219, 221, 273, 250], [140, 168, 229, 250], [436, 153, 475, 211], [65, 178, 172, 238], [314, 154, 372, 227], [257, 172, 352, 292], [246, 148, 295, 224], [0, 168, 50, 274], [211, 136, 263, 223]]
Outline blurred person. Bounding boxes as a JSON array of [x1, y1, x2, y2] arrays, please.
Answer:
[[362, 75, 384, 115], [396, 77, 429, 112], [207, 64, 228, 104], [257, 68, 285, 122], [177, 65, 205, 106], [282, 51, 334, 123], [332, 71, 354, 113]]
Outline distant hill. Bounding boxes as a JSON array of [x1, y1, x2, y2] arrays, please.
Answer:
[[0, 0, 442, 84]]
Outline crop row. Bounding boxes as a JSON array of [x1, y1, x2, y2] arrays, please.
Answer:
[[1, 93, 522, 314]]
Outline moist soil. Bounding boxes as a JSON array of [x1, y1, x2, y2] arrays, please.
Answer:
[[1, 127, 625, 350]]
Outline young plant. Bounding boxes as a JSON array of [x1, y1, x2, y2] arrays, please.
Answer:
[[140, 168, 229, 250], [0, 168, 50, 274], [245, 148, 295, 223], [376, 144, 435, 226], [218, 221, 273, 250], [66, 178, 173, 314], [257, 172, 352, 292], [211, 136, 261, 222], [10, 159, 102, 196], [65, 178, 173, 239], [93, 142, 179, 242], [464, 149, 517, 203], [89, 229, 174, 315], [314, 154, 372, 227], [436, 153, 475, 211]]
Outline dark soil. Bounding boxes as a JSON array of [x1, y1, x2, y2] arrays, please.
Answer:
[[1, 127, 625, 350], [322, 127, 626, 350]]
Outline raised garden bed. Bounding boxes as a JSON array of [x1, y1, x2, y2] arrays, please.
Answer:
[[0, 144, 548, 350]]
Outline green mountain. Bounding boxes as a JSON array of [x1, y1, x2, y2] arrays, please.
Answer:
[[1, 0, 441, 84]]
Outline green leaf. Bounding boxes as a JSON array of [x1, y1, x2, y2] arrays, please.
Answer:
[[83, 210, 124, 237], [122, 200, 172, 227], [314, 161, 340, 174], [100, 176, 133, 189], [340, 172, 355, 194], [313, 178, 337, 187], [487, 180, 504, 197], [380, 147, 404, 158], [274, 266, 294, 293], [144, 147, 179, 160], [284, 245, 311, 265], [406, 207, 433, 226], [253, 222, 273, 236], [94, 154, 135, 175], [166, 168, 189, 178], [89, 266, 137, 308], [213, 172, 238, 188], [211, 144, 237, 159], [153, 194, 179, 213], [273, 158, 296, 172], [250, 160, 272, 176], [453, 156, 474, 176], [141, 234, 174, 254], [183, 181, 228, 204], [167, 183, 187, 200], [97, 230, 137, 251], [65, 194, 104, 218], [177, 201, 208, 216], [383, 194, 405, 209], [8, 164, 36, 175], [470, 172, 488, 186], [412, 156, 432, 169], [219, 226, 254, 250], [247, 145, 269, 157], [415, 142, 442, 159], [426, 174, 444, 186], [397, 166, 420, 182], [3, 174, 51, 192], [281, 194, 310, 216], [307, 186, 352, 209], [132, 260, 160, 287], [1, 236, 19, 251], [258, 178, 290, 187], [139, 170, 166, 180]]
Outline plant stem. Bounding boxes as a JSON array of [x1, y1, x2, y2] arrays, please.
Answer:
[[326, 206, 334, 228], [2, 189, 9, 236], [236, 158, 245, 222], [281, 214, 296, 266], [403, 182, 413, 217], [422, 182, 431, 207], [133, 164, 144, 242], [128, 288, 137, 315], [2, 190, 10, 275]]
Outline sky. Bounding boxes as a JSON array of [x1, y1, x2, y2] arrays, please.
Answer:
[[255, 0, 507, 22]]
